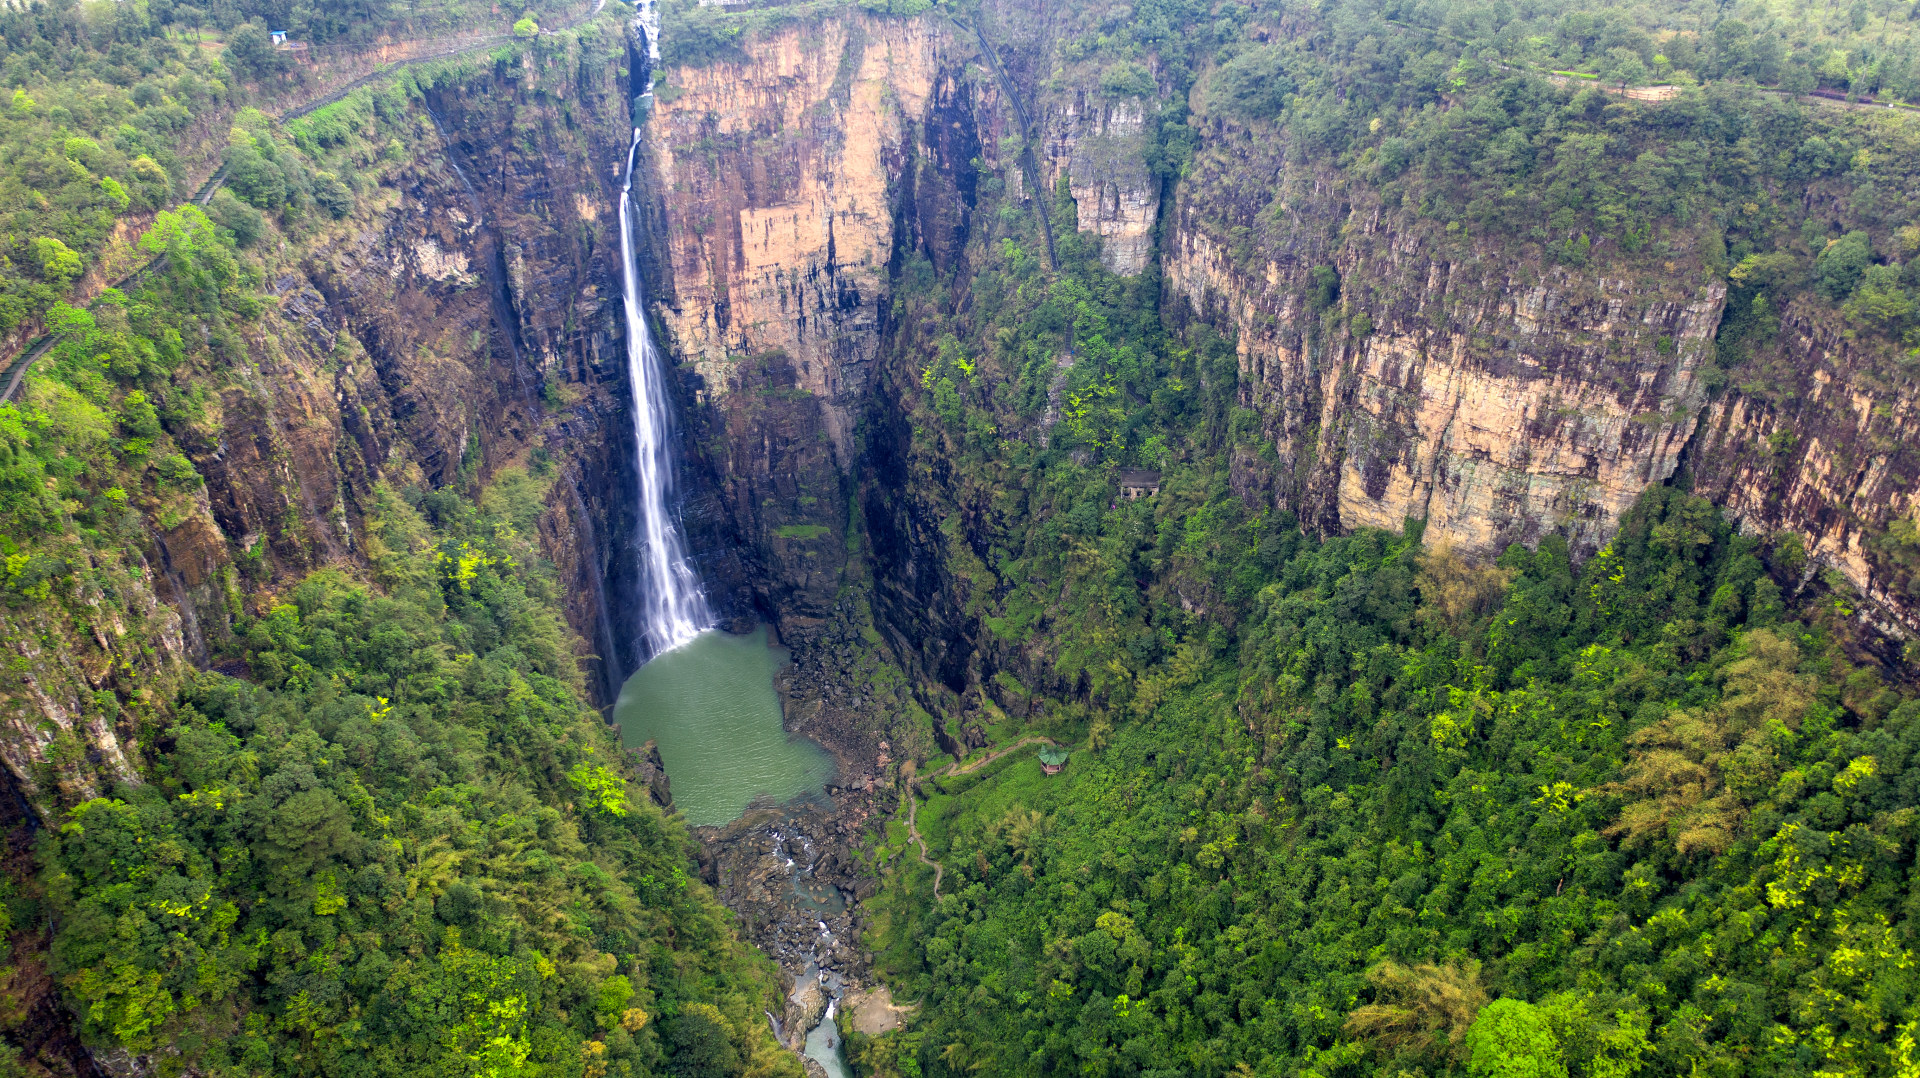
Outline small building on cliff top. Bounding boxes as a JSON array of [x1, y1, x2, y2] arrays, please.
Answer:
[[1039, 745, 1069, 775]]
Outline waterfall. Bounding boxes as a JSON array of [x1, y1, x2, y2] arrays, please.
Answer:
[[620, 129, 712, 657]]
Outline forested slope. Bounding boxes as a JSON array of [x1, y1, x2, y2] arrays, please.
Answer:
[[0, 2, 801, 1075], [782, 0, 1920, 1072], [45, 480, 797, 1078], [861, 488, 1916, 1077]]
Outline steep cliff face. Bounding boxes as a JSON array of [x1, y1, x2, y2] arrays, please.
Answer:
[[1688, 305, 1920, 640], [0, 28, 642, 809], [1040, 93, 1160, 276], [648, 16, 951, 456], [643, 14, 1002, 630], [1169, 119, 1724, 559]]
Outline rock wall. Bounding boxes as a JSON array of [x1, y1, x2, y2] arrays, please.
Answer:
[[1687, 305, 1920, 638], [0, 27, 643, 809], [1165, 116, 1920, 636], [1169, 120, 1724, 559], [646, 16, 951, 458], [642, 14, 1004, 631], [1040, 92, 1160, 276]]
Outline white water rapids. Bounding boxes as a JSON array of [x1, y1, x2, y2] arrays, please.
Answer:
[[619, 128, 712, 656]]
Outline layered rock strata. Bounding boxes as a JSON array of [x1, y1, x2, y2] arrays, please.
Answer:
[[1170, 121, 1724, 560]]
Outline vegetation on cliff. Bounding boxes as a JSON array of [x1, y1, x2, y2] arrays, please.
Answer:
[[804, 0, 1920, 1075], [43, 480, 800, 1078], [856, 160, 1920, 1072], [0, 7, 799, 1076]]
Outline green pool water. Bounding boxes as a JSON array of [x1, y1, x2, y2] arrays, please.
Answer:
[[614, 626, 835, 826]]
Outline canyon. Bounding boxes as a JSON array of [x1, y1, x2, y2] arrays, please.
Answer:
[[1, 0, 1918, 1069], [12, 3, 1910, 813]]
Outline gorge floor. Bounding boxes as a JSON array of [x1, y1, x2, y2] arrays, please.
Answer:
[[616, 613, 915, 1069]]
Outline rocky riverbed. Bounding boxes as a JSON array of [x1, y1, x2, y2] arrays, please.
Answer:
[[691, 786, 887, 977]]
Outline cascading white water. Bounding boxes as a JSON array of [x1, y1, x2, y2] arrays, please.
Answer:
[[620, 129, 712, 656]]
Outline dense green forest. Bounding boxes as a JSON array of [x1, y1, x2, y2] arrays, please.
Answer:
[[798, 0, 1920, 1072], [851, 194, 1920, 1078], [0, 1, 803, 1074], [857, 483, 1917, 1077], [45, 478, 799, 1078]]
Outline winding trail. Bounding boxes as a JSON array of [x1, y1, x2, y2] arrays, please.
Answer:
[[0, 0, 609, 405], [903, 736, 1059, 899]]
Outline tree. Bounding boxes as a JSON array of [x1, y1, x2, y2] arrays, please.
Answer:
[[206, 190, 265, 248], [513, 16, 538, 37], [226, 23, 285, 80], [1606, 48, 1651, 88], [1605, 629, 1812, 855], [223, 133, 289, 211], [1416, 542, 1513, 637], [667, 1003, 742, 1078], [29, 237, 83, 285], [1466, 999, 1567, 1078], [1206, 44, 1295, 119], [1816, 230, 1873, 300], [1844, 264, 1913, 327], [1345, 960, 1489, 1063]]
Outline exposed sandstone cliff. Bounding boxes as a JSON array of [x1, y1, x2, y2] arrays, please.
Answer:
[[1688, 306, 1920, 640], [643, 13, 1006, 628], [1040, 92, 1159, 275], [1169, 119, 1724, 559], [647, 16, 954, 455]]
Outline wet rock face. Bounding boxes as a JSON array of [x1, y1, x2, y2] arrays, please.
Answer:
[[783, 980, 827, 1051], [1170, 121, 1724, 560], [629, 739, 674, 810]]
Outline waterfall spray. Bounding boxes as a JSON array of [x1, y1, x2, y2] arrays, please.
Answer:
[[620, 129, 711, 657]]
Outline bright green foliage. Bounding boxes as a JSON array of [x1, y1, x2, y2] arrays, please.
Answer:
[[0, 4, 218, 333], [0, 0, 580, 340], [570, 763, 632, 817], [1816, 230, 1874, 299], [44, 486, 799, 1077], [863, 489, 1919, 1078], [1466, 1000, 1566, 1078]]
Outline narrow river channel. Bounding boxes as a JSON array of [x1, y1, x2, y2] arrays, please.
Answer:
[[613, 625, 850, 1074]]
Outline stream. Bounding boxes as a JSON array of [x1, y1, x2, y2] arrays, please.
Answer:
[[612, 627, 850, 1074]]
